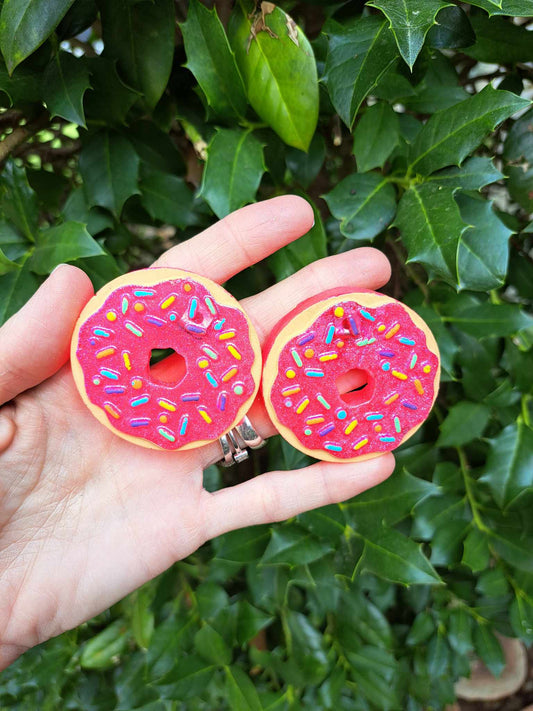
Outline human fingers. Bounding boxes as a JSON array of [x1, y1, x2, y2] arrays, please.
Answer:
[[0, 265, 94, 406], [202, 453, 395, 537], [152, 195, 314, 282]]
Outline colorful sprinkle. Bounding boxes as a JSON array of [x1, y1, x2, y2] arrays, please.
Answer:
[[100, 368, 119, 380], [159, 415, 168, 423], [374, 424, 382, 432], [336, 340, 344, 348], [158, 427, 176, 443], [222, 366, 238, 382], [354, 437, 369, 451], [325, 323, 335, 344], [423, 365, 431, 374], [306, 416, 325, 425], [334, 306, 344, 317], [106, 311, 117, 322], [317, 394, 331, 410], [104, 403, 121, 419], [198, 408, 212, 424], [402, 401, 418, 410], [348, 317, 359, 336], [205, 297, 216, 314], [134, 302, 145, 312], [360, 309, 375, 321], [130, 418, 150, 427], [92, 377, 101, 385], [296, 397, 310, 414], [286, 369, 296, 379], [380, 436, 396, 443], [382, 362, 391, 372], [377, 324, 386, 332], [217, 393, 227, 411], [392, 370, 407, 380], [206, 372, 218, 388], [304, 428, 312, 435], [385, 393, 399, 405], [184, 283, 192, 292], [344, 419, 358, 435], [385, 323, 400, 339], [96, 347, 116, 359], [146, 316, 165, 327], [160, 295, 176, 310], [179, 415, 188, 435], [291, 349, 303, 367], [325, 443, 342, 452], [394, 417, 401, 433], [233, 384, 244, 395], [169, 314, 177, 322], [380, 350, 395, 357], [305, 369, 324, 378], [337, 409, 347, 420], [298, 332, 315, 346], [399, 337, 415, 346], [158, 399, 177, 411], [318, 423, 335, 436], [134, 290, 154, 297], [182, 393, 200, 402], [304, 348, 315, 358], [189, 298, 198, 319], [414, 379, 424, 395], [125, 322, 143, 337], [282, 385, 301, 396], [203, 346, 218, 359], [185, 323, 206, 335], [122, 298, 129, 314], [123, 352, 132, 371], [366, 414, 384, 421], [319, 352, 338, 362], [214, 319, 226, 331], [219, 330, 236, 340], [131, 395, 150, 407], [94, 328, 110, 337], [410, 354, 418, 369], [131, 378, 143, 389], [285, 399, 293, 407], [198, 359, 209, 369]]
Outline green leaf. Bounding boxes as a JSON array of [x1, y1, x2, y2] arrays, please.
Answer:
[[0, 161, 39, 242], [194, 624, 232, 666], [481, 421, 533, 509], [268, 200, 326, 280], [456, 193, 512, 291], [79, 131, 140, 217], [354, 524, 442, 586], [155, 655, 216, 700], [80, 619, 130, 669], [127, 120, 185, 176], [427, 156, 504, 191], [42, 50, 91, 126], [230, 4, 318, 151], [403, 52, 469, 114], [408, 85, 530, 176], [0, 59, 41, 105], [336, 590, 393, 650], [395, 182, 467, 285], [427, 631, 450, 678], [465, 15, 533, 64], [346, 647, 400, 710], [28, 221, 104, 274], [323, 16, 398, 129], [181, 0, 246, 120], [468, 0, 533, 14], [99, 0, 174, 109], [0, 254, 41, 325], [406, 611, 435, 645], [130, 588, 155, 650], [286, 133, 325, 188], [200, 128, 265, 219], [437, 401, 490, 447], [285, 610, 329, 685], [485, 514, 533, 572], [236, 601, 274, 646], [427, 5, 475, 49], [261, 525, 333, 567], [83, 57, 140, 126], [0, 0, 76, 73], [140, 167, 193, 228], [367, 0, 452, 69], [510, 593, 533, 645], [225, 665, 262, 711], [214, 525, 270, 563], [323, 172, 397, 242], [448, 608, 473, 655], [353, 103, 400, 173], [504, 107, 533, 214], [473, 625, 505, 678], [0, 233, 21, 275], [462, 527, 490, 572], [442, 303, 533, 338]]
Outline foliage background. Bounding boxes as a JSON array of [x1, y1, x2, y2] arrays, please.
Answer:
[[1, 0, 533, 708]]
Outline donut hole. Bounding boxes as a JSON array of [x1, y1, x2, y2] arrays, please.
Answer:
[[336, 368, 374, 407], [149, 348, 187, 385]]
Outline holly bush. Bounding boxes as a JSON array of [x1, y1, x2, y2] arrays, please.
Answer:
[[1, 0, 533, 709]]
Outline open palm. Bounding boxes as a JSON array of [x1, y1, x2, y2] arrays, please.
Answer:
[[0, 196, 394, 669]]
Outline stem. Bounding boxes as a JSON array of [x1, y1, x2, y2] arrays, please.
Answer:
[[0, 112, 49, 165], [458, 446, 490, 534], [386, 234, 431, 302]]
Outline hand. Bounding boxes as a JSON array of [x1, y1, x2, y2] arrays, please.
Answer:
[[0, 196, 394, 669]]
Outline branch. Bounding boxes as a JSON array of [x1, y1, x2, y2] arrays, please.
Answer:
[[0, 112, 49, 165]]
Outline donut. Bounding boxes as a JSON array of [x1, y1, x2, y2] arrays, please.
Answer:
[[262, 290, 440, 463], [71, 268, 262, 451]]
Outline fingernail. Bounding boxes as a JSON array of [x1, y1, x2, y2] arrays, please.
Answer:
[[51, 263, 68, 275]]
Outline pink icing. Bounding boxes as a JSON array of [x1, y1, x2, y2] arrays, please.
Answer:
[[268, 299, 439, 459], [75, 276, 257, 449]]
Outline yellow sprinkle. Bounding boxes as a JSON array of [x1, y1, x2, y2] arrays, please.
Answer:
[[158, 399, 177, 412], [161, 295, 176, 309], [132, 378, 142, 389], [385, 323, 400, 339], [378, 325, 386, 332], [296, 398, 310, 414], [106, 311, 117, 322], [334, 306, 344, 317], [414, 379, 424, 395], [319, 353, 338, 362], [306, 416, 325, 425], [282, 386, 301, 396], [392, 370, 407, 380], [222, 367, 238, 382], [385, 393, 399, 405], [227, 345, 242, 360], [423, 365, 431, 373], [344, 419, 358, 435], [198, 409, 212, 424], [96, 347, 116, 359], [354, 437, 369, 451], [123, 352, 132, 370], [219, 331, 236, 340], [104, 403, 120, 419], [198, 359, 209, 369], [286, 369, 296, 379]]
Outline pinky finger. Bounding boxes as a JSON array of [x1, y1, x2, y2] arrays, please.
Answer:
[[201, 453, 395, 539]]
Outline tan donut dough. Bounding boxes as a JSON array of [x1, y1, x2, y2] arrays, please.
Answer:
[[71, 268, 262, 451], [262, 290, 440, 463]]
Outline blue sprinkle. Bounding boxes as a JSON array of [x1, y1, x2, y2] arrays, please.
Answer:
[[105, 386, 125, 394], [134, 290, 154, 297], [402, 401, 418, 410], [131, 418, 150, 427], [306, 369, 324, 378], [325, 444, 342, 452], [186, 324, 206, 334], [399, 337, 415, 345], [179, 415, 188, 435], [348, 317, 359, 336], [146, 316, 165, 327], [100, 369, 119, 380], [189, 298, 198, 319], [94, 329, 110, 337], [360, 309, 375, 321], [206, 372, 218, 387], [379, 350, 395, 357], [379, 436, 396, 443], [217, 393, 227, 411], [325, 324, 335, 344], [131, 396, 149, 407], [169, 314, 177, 322], [337, 409, 347, 420], [382, 362, 391, 371], [366, 414, 384, 421], [214, 319, 226, 331]]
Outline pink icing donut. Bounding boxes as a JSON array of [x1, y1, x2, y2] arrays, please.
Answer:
[[262, 290, 440, 463], [71, 268, 262, 451]]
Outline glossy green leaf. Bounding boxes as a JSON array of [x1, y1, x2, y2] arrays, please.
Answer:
[[181, 0, 246, 120], [353, 103, 400, 173], [83, 57, 140, 125], [0, 162, 39, 242], [225, 665, 262, 711], [28, 221, 104, 274], [214, 525, 270, 563], [127, 120, 185, 176], [395, 182, 467, 285], [99, 0, 174, 109], [286, 610, 329, 685], [448, 608, 473, 655], [408, 86, 530, 176], [286, 134, 325, 188], [230, 4, 318, 151], [0, 254, 41, 325], [0, 235, 21, 275], [79, 131, 140, 217], [486, 514, 533, 572], [0, 0, 75, 73], [336, 590, 393, 650], [481, 421, 533, 509], [347, 647, 400, 710], [465, 15, 533, 64], [406, 611, 435, 645], [413, 493, 467, 539], [442, 302, 533, 338], [462, 527, 490, 572], [504, 107, 533, 214], [323, 16, 398, 129], [403, 52, 469, 114], [428, 156, 504, 191], [427, 631, 450, 678], [437, 401, 490, 447], [468, 0, 533, 14], [323, 172, 396, 242], [200, 128, 265, 219], [43, 50, 91, 126], [473, 624, 505, 677], [456, 193, 512, 291], [194, 624, 232, 666], [0, 59, 40, 105], [510, 593, 533, 645], [140, 167, 193, 228], [236, 601, 274, 646], [477, 567, 509, 598], [367, 0, 452, 69], [427, 6, 475, 49], [261, 525, 333, 567], [155, 655, 216, 700]]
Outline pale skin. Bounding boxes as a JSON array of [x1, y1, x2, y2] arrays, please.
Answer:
[[0, 196, 395, 670]]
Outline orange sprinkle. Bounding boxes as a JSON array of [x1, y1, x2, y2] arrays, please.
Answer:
[[385, 393, 399, 405], [132, 378, 143, 389], [222, 366, 238, 382], [159, 414, 168, 423], [282, 386, 301, 396], [336, 340, 344, 348], [134, 302, 145, 312], [414, 379, 424, 395], [374, 424, 382, 432], [385, 323, 400, 339], [306, 416, 325, 425], [104, 403, 120, 419], [304, 348, 315, 358], [184, 283, 192, 292], [96, 347, 116, 359]]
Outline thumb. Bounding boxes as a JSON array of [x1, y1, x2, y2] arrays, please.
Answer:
[[0, 264, 94, 406]]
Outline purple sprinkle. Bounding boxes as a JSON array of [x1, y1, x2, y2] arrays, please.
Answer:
[[105, 387, 126, 394], [298, 332, 315, 346], [217, 393, 227, 411], [146, 316, 165, 327], [318, 423, 335, 436], [130, 418, 150, 427], [90, 339, 96, 346], [379, 350, 395, 357], [186, 323, 206, 334], [182, 393, 200, 402], [402, 401, 418, 410], [348, 317, 358, 336]]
